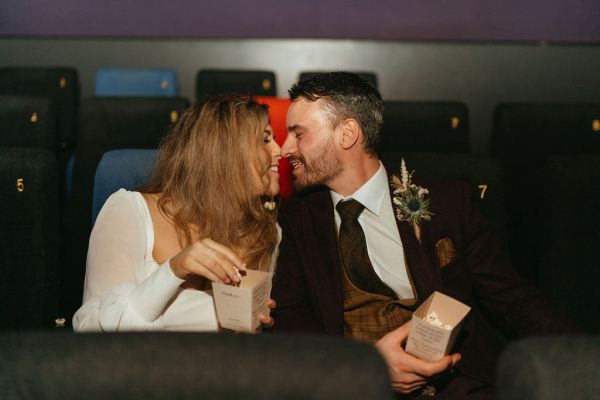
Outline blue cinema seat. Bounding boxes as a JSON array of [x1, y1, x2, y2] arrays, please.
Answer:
[[92, 149, 158, 225], [61, 97, 187, 319], [95, 68, 178, 97]]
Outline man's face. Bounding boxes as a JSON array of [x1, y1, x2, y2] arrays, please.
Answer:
[[282, 99, 342, 190]]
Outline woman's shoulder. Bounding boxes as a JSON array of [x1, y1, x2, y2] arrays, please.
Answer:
[[105, 188, 144, 205], [97, 189, 148, 222]]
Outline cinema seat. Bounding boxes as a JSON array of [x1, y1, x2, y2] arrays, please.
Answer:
[[196, 69, 277, 98], [299, 71, 378, 88], [0, 67, 79, 151], [0, 147, 60, 330], [497, 335, 600, 400], [537, 155, 600, 332], [61, 96, 189, 321], [0, 331, 394, 400], [70, 97, 188, 213], [491, 102, 600, 282], [492, 103, 600, 157], [380, 101, 470, 153], [0, 67, 80, 202], [92, 149, 158, 224], [0, 95, 57, 153], [95, 68, 178, 97]]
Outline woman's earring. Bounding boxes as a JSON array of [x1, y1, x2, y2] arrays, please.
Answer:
[[263, 196, 276, 211]]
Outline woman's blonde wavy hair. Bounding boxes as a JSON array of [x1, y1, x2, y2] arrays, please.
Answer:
[[144, 95, 278, 272]]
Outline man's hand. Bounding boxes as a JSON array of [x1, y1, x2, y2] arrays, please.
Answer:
[[374, 321, 461, 394]]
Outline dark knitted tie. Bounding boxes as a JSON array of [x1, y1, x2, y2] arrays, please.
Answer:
[[336, 199, 396, 297]]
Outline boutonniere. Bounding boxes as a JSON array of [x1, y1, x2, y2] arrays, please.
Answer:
[[390, 159, 434, 243]]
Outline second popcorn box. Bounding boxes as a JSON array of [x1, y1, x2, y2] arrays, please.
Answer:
[[211, 270, 271, 333], [405, 291, 471, 361]]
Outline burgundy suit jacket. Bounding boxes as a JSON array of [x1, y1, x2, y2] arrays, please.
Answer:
[[271, 171, 579, 387]]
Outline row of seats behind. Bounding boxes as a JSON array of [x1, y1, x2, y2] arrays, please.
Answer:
[[3, 95, 600, 325], [2, 142, 599, 334], [2, 66, 600, 330], [96, 68, 379, 98]]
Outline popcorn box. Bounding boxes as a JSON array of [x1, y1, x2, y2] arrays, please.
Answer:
[[211, 270, 271, 333], [405, 291, 471, 361]]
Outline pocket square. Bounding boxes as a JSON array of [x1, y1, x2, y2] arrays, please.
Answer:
[[436, 238, 458, 268]]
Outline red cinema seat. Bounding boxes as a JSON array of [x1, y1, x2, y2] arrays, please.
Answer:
[[255, 96, 294, 199]]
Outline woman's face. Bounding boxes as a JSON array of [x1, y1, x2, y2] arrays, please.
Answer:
[[263, 124, 281, 196]]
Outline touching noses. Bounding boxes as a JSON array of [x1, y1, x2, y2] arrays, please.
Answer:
[[281, 134, 296, 158]]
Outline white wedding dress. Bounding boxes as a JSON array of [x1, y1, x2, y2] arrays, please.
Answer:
[[73, 189, 278, 332]]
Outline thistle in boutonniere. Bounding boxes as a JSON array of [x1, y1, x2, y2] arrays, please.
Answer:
[[390, 159, 433, 243]]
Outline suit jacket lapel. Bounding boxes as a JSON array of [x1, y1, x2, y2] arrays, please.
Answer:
[[302, 169, 442, 332], [387, 168, 441, 303], [306, 188, 344, 333]]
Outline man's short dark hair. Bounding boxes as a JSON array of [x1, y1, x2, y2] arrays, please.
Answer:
[[289, 72, 383, 156]]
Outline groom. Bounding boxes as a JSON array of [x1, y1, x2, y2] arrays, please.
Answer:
[[270, 72, 579, 397]]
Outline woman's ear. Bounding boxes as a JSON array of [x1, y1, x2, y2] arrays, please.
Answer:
[[339, 118, 360, 150]]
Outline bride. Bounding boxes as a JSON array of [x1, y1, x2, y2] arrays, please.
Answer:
[[74, 95, 281, 332]]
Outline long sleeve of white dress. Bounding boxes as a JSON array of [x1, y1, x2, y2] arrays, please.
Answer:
[[72, 189, 218, 332]]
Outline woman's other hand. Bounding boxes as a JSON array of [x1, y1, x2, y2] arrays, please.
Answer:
[[257, 298, 276, 329]]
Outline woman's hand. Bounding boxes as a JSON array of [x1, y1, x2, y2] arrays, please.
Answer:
[[257, 298, 277, 329], [169, 238, 245, 284]]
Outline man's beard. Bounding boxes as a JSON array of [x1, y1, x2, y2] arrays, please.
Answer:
[[293, 137, 342, 190]]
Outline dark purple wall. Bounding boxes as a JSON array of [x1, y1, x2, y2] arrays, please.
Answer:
[[1, 0, 600, 42]]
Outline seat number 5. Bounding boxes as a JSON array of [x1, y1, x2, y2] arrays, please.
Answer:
[[17, 178, 24, 192]]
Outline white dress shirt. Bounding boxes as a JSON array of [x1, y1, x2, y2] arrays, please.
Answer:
[[331, 162, 414, 299]]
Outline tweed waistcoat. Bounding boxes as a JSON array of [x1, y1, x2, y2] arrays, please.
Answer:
[[341, 259, 419, 344]]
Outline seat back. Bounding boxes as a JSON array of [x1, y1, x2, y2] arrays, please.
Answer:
[[0, 67, 79, 148], [0, 147, 60, 330], [255, 96, 294, 199], [196, 69, 276, 98], [492, 103, 600, 157], [380, 101, 469, 153], [95, 68, 178, 97], [497, 336, 600, 400], [491, 103, 600, 281], [538, 155, 600, 332], [0, 331, 394, 400], [298, 71, 378, 88], [0, 94, 57, 153], [92, 149, 158, 224], [61, 97, 189, 320], [381, 152, 508, 248], [71, 96, 189, 211]]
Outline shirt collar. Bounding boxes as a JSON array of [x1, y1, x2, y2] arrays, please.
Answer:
[[330, 162, 388, 217]]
